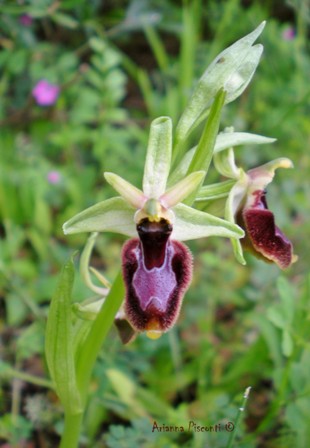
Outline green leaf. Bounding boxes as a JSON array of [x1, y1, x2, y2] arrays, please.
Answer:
[[277, 277, 295, 324], [282, 329, 293, 357], [45, 257, 82, 414], [267, 307, 287, 329], [187, 89, 226, 175], [175, 22, 265, 143], [172, 203, 244, 241], [183, 89, 226, 204], [76, 271, 125, 403], [51, 12, 79, 29], [63, 197, 136, 236], [142, 116, 172, 198]]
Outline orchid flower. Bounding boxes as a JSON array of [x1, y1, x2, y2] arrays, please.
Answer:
[[213, 143, 297, 269], [62, 22, 282, 340], [63, 117, 243, 339]]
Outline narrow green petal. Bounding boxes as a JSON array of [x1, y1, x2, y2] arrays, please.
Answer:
[[160, 171, 205, 208], [143, 116, 172, 198], [63, 197, 136, 237], [104, 172, 146, 209], [172, 203, 244, 241]]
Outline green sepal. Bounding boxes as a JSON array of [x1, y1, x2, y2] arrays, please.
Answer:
[[80, 232, 110, 296], [196, 179, 236, 202], [225, 176, 248, 264], [63, 197, 136, 237], [215, 130, 276, 153], [172, 203, 244, 241], [143, 116, 172, 198], [45, 256, 83, 414], [175, 22, 265, 145], [214, 148, 240, 179], [169, 130, 275, 186]]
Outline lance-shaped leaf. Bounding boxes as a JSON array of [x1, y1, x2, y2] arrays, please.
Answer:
[[172, 203, 244, 241], [187, 89, 226, 175], [183, 89, 226, 205], [175, 22, 265, 143], [169, 130, 275, 186], [45, 257, 83, 414], [160, 171, 205, 208], [143, 116, 172, 198], [63, 197, 136, 237], [104, 172, 146, 209]]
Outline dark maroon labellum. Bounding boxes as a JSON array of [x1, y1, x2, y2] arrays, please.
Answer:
[[238, 190, 294, 269], [122, 218, 193, 333]]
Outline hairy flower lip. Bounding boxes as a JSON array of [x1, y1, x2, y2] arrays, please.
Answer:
[[238, 189, 296, 269], [122, 219, 193, 333]]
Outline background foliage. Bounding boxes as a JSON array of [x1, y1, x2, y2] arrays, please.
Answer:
[[0, 0, 309, 446]]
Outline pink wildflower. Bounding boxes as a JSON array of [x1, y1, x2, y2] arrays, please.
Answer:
[[282, 26, 295, 41], [47, 171, 61, 184], [32, 80, 60, 106], [20, 14, 33, 26]]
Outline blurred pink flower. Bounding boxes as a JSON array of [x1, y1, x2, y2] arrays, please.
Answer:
[[47, 171, 61, 184], [282, 26, 295, 40], [32, 80, 60, 106], [20, 14, 33, 26]]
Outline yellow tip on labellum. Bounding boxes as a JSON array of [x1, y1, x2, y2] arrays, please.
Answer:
[[145, 318, 163, 339], [146, 330, 163, 340]]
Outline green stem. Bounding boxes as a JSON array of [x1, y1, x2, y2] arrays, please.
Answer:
[[60, 412, 83, 448], [58, 270, 124, 448], [4, 368, 53, 389], [226, 386, 251, 448], [76, 270, 125, 403]]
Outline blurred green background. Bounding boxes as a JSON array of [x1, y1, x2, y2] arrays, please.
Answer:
[[0, 0, 309, 446]]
